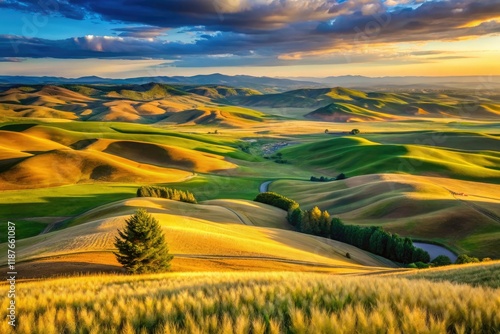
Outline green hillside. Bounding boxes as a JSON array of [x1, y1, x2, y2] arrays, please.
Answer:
[[279, 136, 500, 182]]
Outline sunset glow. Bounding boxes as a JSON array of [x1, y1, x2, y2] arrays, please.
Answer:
[[0, 0, 499, 78]]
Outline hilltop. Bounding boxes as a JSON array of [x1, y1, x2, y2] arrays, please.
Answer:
[[0, 82, 498, 280]]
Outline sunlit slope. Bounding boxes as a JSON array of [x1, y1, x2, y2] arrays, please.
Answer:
[[280, 136, 500, 182], [0, 130, 68, 152], [0, 84, 268, 127], [0, 149, 191, 190], [305, 103, 402, 122], [0, 130, 69, 172], [271, 174, 500, 258], [0, 123, 243, 189], [0, 198, 395, 274], [226, 87, 500, 120], [88, 139, 236, 172], [202, 199, 292, 229], [364, 131, 500, 151], [187, 85, 262, 99]]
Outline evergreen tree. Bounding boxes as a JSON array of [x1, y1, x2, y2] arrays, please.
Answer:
[[395, 235, 405, 262], [320, 211, 331, 238], [114, 209, 173, 274], [288, 207, 303, 227], [301, 214, 312, 234], [402, 237, 415, 264], [431, 255, 452, 266], [309, 206, 322, 235], [369, 229, 383, 255], [330, 218, 345, 242], [412, 247, 431, 263]]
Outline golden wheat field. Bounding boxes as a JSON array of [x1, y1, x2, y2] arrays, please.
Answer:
[[1, 270, 499, 334]]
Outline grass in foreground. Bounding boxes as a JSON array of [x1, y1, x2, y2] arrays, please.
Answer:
[[1, 272, 498, 333], [400, 261, 500, 289]]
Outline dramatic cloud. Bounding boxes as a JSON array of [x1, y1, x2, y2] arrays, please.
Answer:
[[112, 27, 169, 39], [0, 0, 499, 70]]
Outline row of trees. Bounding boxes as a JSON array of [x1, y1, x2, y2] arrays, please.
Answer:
[[255, 192, 298, 211], [289, 206, 429, 264], [256, 192, 430, 264], [137, 186, 197, 204], [310, 173, 346, 182]]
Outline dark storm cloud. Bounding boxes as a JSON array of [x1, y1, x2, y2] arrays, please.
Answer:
[[0, 0, 334, 32], [0, 0, 87, 20], [316, 0, 500, 44]]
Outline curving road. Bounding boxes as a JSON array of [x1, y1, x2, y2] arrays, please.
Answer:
[[259, 180, 273, 193]]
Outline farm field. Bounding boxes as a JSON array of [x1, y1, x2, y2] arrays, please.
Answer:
[[2, 0, 500, 331], [0, 81, 499, 332], [0, 265, 499, 334]]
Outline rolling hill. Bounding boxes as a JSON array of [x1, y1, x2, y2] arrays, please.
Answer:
[[0, 123, 242, 190], [0, 83, 269, 127], [270, 174, 500, 258], [0, 197, 396, 277], [2, 84, 499, 125], [225, 87, 500, 121], [279, 136, 500, 182]]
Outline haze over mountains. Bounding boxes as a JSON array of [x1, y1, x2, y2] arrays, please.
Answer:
[[2, 74, 500, 91]]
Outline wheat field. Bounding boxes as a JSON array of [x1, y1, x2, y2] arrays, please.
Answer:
[[1, 271, 499, 334]]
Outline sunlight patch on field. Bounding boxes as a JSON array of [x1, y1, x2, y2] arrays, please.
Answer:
[[0, 198, 395, 275]]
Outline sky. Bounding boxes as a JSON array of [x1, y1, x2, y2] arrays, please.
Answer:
[[0, 0, 499, 78]]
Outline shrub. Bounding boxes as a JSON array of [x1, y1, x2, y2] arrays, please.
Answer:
[[137, 186, 197, 203], [336, 173, 346, 180], [346, 252, 351, 259], [431, 255, 452, 267], [287, 205, 302, 226], [455, 254, 480, 264], [254, 192, 298, 212], [482, 257, 492, 262], [114, 209, 173, 274], [310, 176, 335, 182], [350, 129, 360, 135], [414, 261, 430, 269]]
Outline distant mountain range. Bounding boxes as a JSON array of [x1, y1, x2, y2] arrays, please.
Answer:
[[293, 75, 500, 90], [1, 74, 499, 91], [0, 74, 323, 93]]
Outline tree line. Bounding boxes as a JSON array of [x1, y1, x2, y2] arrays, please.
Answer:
[[310, 173, 346, 182], [255, 192, 430, 264], [137, 186, 197, 204]]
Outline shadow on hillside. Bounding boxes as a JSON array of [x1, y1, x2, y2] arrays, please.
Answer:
[[1, 261, 125, 279], [0, 189, 136, 222]]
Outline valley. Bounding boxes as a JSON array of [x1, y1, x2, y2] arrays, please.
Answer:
[[0, 80, 499, 333]]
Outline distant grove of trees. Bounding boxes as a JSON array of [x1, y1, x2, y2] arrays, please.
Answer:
[[255, 192, 430, 264], [255, 192, 298, 211], [137, 186, 197, 204], [310, 173, 346, 182]]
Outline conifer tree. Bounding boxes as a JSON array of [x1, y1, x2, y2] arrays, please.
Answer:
[[114, 209, 173, 274]]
